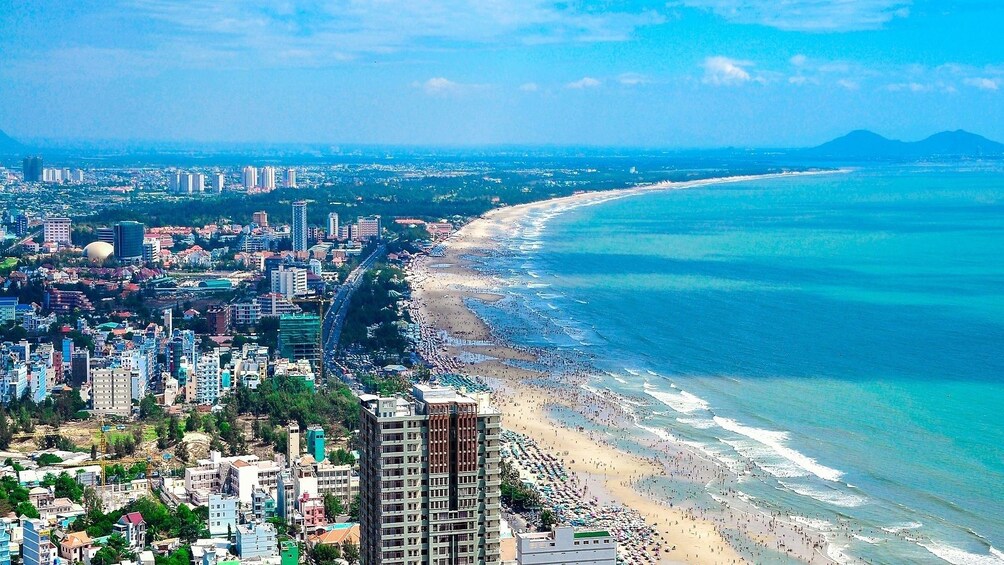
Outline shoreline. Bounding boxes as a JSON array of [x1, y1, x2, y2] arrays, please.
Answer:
[[407, 171, 845, 564]]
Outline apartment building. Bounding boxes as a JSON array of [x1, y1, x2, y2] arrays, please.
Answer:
[[359, 384, 501, 565]]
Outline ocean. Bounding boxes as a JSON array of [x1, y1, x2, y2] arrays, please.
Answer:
[[468, 164, 1004, 564]]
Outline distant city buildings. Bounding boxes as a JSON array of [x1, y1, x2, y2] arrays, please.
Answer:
[[252, 210, 268, 227], [211, 172, 225, 193], [291, 200, 308, 253], [243, 166, 258, 190], [284, 168, 297, 188], [171, 172, 205, 194], [41, 168, 84, 183], [260, 166, 276, 190], [22, 156, 42, 183]]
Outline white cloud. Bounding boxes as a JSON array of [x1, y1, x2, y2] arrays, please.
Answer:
[[885, 82, 930, 92], [567, 77, 601, 89], [618, 72, 650, 85], [964, 77, 999, 91], [674, 0, 911, 32], [837, 79, 860, 90], [702, 56, 753, 85], [790, 54, 808, 66], [519, 82, 540, 92], [412, 77, 488, 95]]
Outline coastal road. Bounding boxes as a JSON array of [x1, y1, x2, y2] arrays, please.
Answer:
[[322, 243, 386, 375]]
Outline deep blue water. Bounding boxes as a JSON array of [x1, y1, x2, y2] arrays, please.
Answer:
[[473, 166, 1004, 564]]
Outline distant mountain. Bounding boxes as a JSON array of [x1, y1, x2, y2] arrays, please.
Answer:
[[0, 129, 25, 154], [804, 130, 1004, 160]]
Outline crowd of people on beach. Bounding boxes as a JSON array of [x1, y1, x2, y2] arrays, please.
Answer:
[[501, 429, 669, 564]]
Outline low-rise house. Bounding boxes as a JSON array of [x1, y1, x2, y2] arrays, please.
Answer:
[[114, 512, 147, 550], [59, 531, 92, 563]]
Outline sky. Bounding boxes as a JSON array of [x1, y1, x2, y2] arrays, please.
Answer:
[[1, 0, 1003, 147]]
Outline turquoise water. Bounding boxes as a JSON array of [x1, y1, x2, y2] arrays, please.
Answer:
[[474, 166, 1004, 563]]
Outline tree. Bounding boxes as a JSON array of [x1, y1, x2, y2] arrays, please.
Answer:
[[83, 486, 103, 518], [176, 503, 205, 542], [132, 426, 145, 447], [323, 493, 344, 521], [37, 453, 63, 466], [329, 448, 355, 466], [539, 509, 557, 531], [168, 415, 183, 442], [348, 494, 360, 521], [54, 473, 84, 502], [0, 410, 12, 449], [175, 440, 189, 462], [184, 409, 200, 432], [139, 395, 162, 420], [92, 546, 120, 565], [15, 500, 39, 518], [312, 543, 341, 564], [342, 540, 360, 565]]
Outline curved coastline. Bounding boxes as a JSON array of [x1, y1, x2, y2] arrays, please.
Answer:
[[407, 170, 849, 564]]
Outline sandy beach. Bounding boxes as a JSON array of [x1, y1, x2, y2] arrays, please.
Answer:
[[407, 173, 842, 564]]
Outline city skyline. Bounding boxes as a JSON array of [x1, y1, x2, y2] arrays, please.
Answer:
[[1, 1, 1003, 147]]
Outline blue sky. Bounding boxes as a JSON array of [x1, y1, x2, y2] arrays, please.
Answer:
[[1, 0, 1002, 147]]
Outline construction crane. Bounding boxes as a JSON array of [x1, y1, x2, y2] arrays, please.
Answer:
[[98, 417, 108, 486]]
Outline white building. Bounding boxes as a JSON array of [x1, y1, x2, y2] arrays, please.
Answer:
[[270, 266, 307, 298], [326, 213, 339, 240], [42, 216, 71, 245], [194, 352, 222, 405], [259, 166, 276, 190], [91, 368, 132, 416], [208, 493, 239, 537], [242, 166, 258, 190], [284, 168, 297, 188], [516, 527, 616, 565], [175, 172, 205, 194], [236, 521, 278, 560], [142, 238, 161, 263], [230, 301, 261, 327], [211, 172, 225, 193]]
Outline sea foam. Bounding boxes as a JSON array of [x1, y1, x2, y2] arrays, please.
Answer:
[[714, 416, 844, 482], [919, 542, 1004, 565], [778, 480, 868, 508], [645, 387, 710, 415]]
